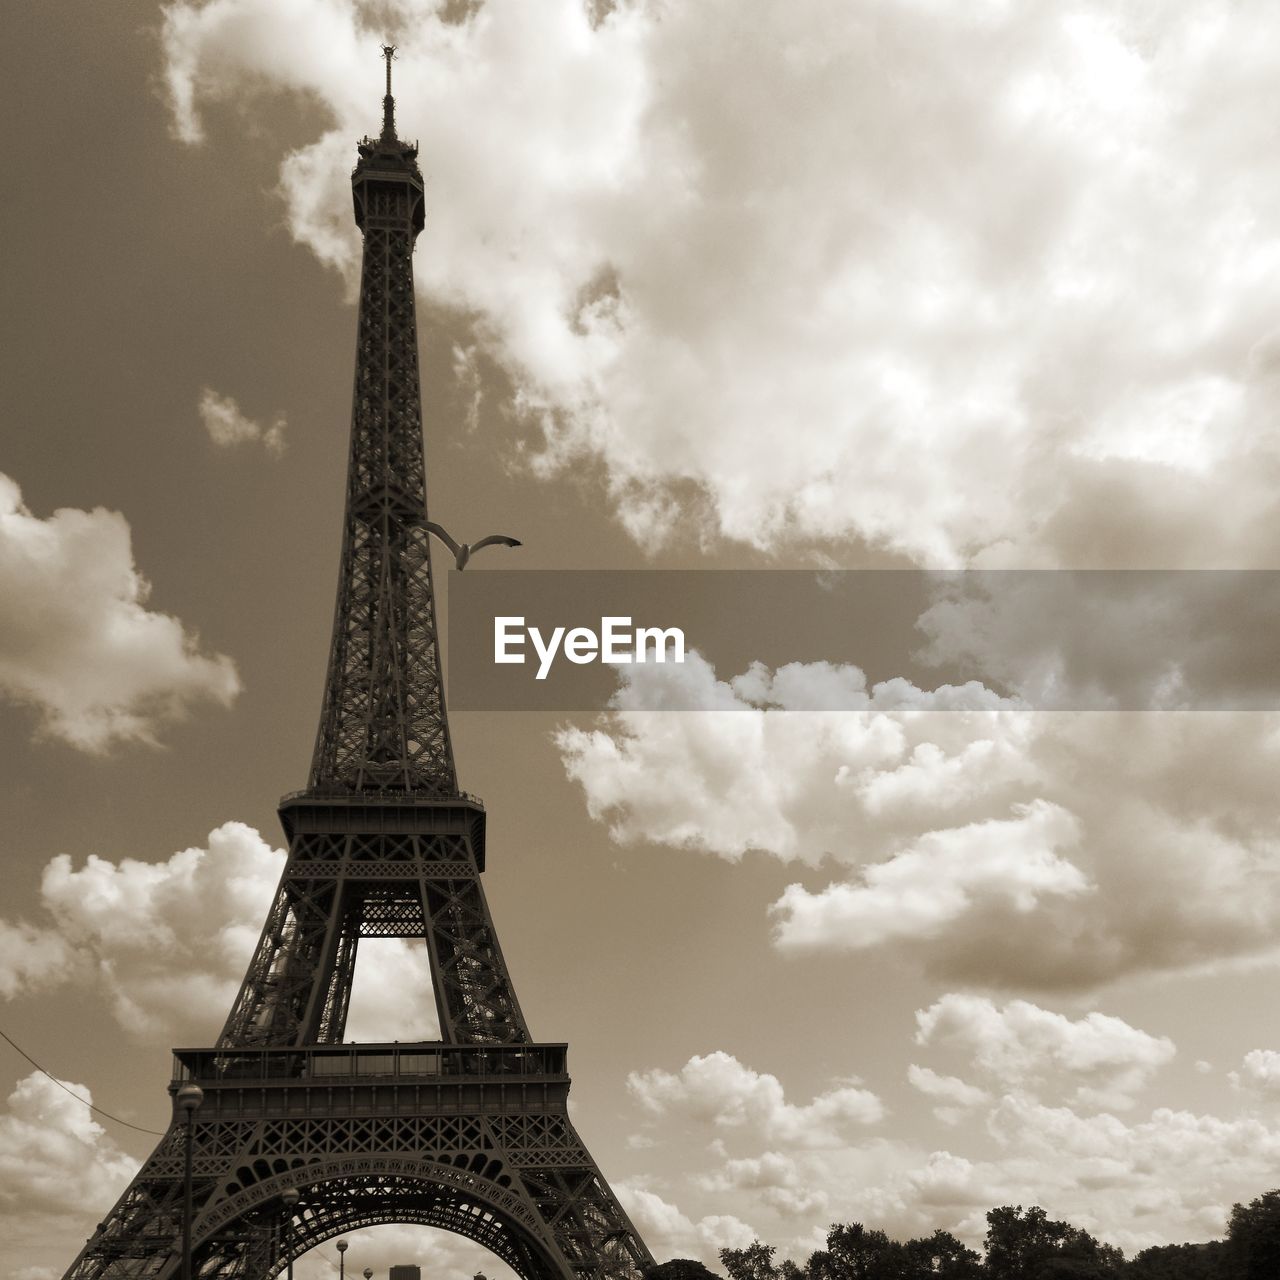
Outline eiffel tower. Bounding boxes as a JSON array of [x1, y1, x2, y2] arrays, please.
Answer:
[[63, 49, 653, 1280]]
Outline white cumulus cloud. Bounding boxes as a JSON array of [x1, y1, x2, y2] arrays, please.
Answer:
[[344, 938, 441, 1041], [0, 922, 74, 1001], [771, 801, 1089, 953], [0, 1073, 139, 1254], [906, 1066, 991, 1127], [558, 652, 1035, 865], [698, 1152, 831, 1217], [624, 1045, 1280, 1255], [1233, 1048, 1280, 1097], [915, 995, 1176, 1111], [628, 1051, 883, 1149], [557, 655, 1280, 991], [31, 822, 287, 1038], [616, 1184, 758, 1265], [0, 473, 240, 750], [160, 0, 1280, 566], [198, 387, 286, 455]]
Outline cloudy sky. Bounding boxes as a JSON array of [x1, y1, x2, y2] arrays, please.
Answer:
[[3, 0, 1280, 1275]]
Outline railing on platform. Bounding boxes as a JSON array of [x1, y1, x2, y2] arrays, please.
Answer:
[[277, 788, 486, 808], [172, 1042, 567, 1084]]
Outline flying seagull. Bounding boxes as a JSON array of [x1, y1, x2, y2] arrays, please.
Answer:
[[426, 521, 522, 570]]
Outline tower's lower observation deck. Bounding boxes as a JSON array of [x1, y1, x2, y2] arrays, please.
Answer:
[[171, 1043, 570, 1120]]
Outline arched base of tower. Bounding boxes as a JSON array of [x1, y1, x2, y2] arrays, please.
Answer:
[[198, 1163, 563, 1280], [62, 1097, 652, 1280]]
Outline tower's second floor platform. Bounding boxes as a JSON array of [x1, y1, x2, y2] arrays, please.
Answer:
[[278, 791, 488, 869]]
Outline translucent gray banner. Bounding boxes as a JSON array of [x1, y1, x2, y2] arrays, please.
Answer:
[[444, 570, 1280, 711]]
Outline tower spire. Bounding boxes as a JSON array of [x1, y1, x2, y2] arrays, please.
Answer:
[[310, 47, 447, 796], [381, 42, 397, 141]]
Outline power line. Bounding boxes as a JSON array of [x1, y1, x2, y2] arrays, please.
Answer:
[[0, 1025, 165, 1136]]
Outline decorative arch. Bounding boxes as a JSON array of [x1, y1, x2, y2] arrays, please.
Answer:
[[192, 1158, 566, 1280]]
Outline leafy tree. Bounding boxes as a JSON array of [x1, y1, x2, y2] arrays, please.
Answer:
[[901, 1229, 982, 1278], [984, 1205, 1123, 1279], [1223, 1190, 1280, 1279], [1124, 1242, 1222, 1279], [644, 1262, 723, 1280], [985, 1205, 1071, 1279], [1042, 1229, 1124, 1279], [811, 1223, 910, 1280], [806, 1224, 981, 1280], [721, 1243, 781, 1280]]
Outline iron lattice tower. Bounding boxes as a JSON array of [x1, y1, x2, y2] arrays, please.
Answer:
[[63, 50, 653, 1280]]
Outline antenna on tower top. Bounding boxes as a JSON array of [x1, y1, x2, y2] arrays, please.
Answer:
[[381, 43, 398, 140]]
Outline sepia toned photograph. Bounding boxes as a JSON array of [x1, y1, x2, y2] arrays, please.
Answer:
[[2, 3, 1279, 1278]]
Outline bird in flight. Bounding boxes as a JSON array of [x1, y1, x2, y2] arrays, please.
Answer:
[[426, 521, 522, 570]]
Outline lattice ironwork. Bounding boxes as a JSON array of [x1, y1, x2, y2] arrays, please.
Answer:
[[61, 52, 650, 1280], [64, 1064, 651, 1280], [216, 815, 528, 1048], [309, 67, 453, 798]]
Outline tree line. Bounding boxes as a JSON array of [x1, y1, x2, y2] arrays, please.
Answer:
[[641, 1189, 1280, 1280]]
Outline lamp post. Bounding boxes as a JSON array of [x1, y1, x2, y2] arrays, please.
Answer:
[[337, 1238, 348, 1280], [175, 1083, 204, 1280], [281, 1188, 300, 1280]]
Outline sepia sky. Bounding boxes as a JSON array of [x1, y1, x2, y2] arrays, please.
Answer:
[[3, 1, 1280, 1276]]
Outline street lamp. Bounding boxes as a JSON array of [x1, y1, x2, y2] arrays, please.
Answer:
[[336, 1238, 348, 1280], [281, 1188, 300, 1280], [175, 1083, 204, 1280]]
